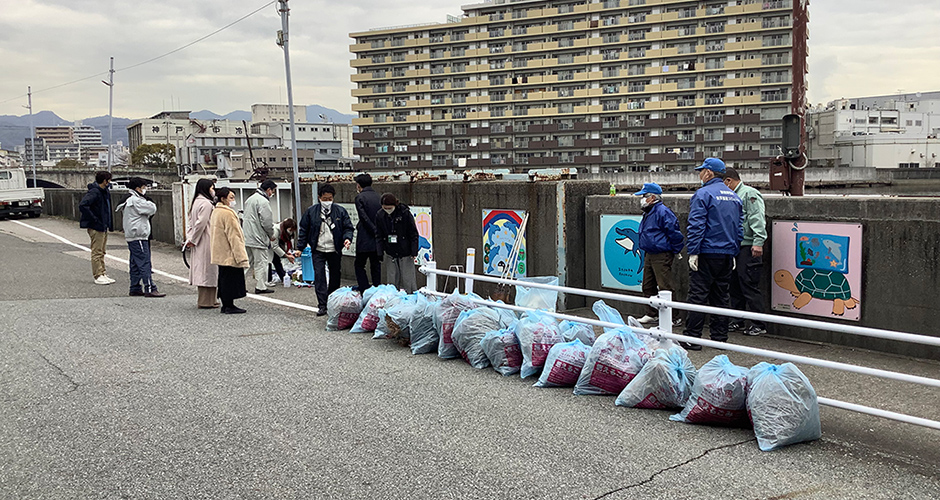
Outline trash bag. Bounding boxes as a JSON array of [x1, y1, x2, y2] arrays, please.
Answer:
[[534, 339, 592, 388], [747, 362, 822, 451], [515, 276, 559, 312], [592, 300, 625, 333], [670, 355, 749, 426], [515, 311, 565, 378], [436, 290, 481, 359], [616, 345, 697, 409], [480, 327, 522, 376], [351, 284, 399, 333], [384, 292, 421, 346], [326, 287, 363, 331], [560, 320, 596, 346], [451, 307, 507, 369], [409, 293, 440, 355], [372, 292, 413, 340], [573, 327, 650, 396]]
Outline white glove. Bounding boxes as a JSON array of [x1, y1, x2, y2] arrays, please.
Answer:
[[689, 255, 699, 272], [676, 253, 684, 261], [732, 257, 737, 271]]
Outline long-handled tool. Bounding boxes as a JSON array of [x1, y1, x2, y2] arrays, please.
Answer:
[[490, 213, 529, 302]]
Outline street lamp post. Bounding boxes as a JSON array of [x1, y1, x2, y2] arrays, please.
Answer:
[[25, 86, 36, 187], [101, 57, 114, 172], [277, 0, 303, 222]]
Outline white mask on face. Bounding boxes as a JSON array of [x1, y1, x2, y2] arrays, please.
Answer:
[[383, 207, 395, 215], [229, 200, 237, 208], [640, 197, 652, 209], [321, 200, 333, 211], [140, 188, 147, 196]]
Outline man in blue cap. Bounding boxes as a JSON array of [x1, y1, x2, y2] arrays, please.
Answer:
[[633, 182, 684, 325], [681, 158, 743, 350]]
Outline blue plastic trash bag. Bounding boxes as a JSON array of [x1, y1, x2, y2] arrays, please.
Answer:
[[326, 287, 362, 331], [573, 327, 650, 396], [436, 290, 481, 359], [559, 320, 596, 346], [351, 284, 398, 333], [592, 300, 625, 333], [515, 311, 564, 378], [534, 339, 592, 388], [670, 355, 749, 426], [451, 307, 509, 368], [515, 276, 560, 311], [616, 344, 697, 409], [747, 362, 822, 451], [480, 327, 522, 376], [409, 293, 440, 355], [373, 292, 414, 340]]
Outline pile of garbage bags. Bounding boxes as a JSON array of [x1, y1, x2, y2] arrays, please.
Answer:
[[329, 286, 822, 452]]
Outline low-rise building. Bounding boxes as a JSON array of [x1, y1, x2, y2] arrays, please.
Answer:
[[807, 91, 940, 168], [251, 104, 307, 123]]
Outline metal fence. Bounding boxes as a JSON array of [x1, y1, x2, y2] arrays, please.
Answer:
[[418, 262, 940, 431]]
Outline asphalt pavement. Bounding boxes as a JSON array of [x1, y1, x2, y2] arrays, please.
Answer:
[[0, 216, 938, 499]]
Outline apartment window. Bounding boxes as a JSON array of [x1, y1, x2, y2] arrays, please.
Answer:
[[899, 162, 920, 169], [557, 135, 575, 146], [391, 37, 405, 47], [761, 125, 782, 139], [557, 20, 574, 31], [603, 0, 621, 8], [602, 99, 621, 111], [603, 116, 620, 129], [603, 32, 621, 43], [602, 133, 621, 145], [627, 132, 647, 144], [628, 29, 648, 41], [603, 83, 621, 94]]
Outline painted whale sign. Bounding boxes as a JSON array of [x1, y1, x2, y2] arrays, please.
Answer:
[[600, 215, 645, 292]]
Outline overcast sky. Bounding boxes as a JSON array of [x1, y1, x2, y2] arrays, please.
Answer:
[[1, 0, 938, 121]]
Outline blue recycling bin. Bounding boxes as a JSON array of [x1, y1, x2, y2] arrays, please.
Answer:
[[301, 247, 315, 282]]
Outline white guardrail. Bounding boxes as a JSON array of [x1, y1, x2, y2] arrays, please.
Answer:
[[418, 261, 940, 431]]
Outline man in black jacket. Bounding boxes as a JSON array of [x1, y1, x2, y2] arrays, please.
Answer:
[[353, 173, 382, 291], [295, 183, 355, 315], [78, 171, 115, 285], [376, 193, 419, 293]]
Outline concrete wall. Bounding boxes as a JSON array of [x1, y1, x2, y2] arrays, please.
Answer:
[[582, 167, 891, 190], [35, 169, 180, 190], [585, 194, 940, 360], [302, 180, 607, 308], [42, 188, 176, 245]]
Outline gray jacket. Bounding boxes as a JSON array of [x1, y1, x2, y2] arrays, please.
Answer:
[[115, 190, 157, 242], [242, 190, 276, 249]]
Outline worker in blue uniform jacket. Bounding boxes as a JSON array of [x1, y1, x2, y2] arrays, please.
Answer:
[[681, 157, 744, 350], [633, 182, 684, 326]]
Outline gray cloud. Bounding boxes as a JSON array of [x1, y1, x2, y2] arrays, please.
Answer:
[[1, 0, 937, 120]]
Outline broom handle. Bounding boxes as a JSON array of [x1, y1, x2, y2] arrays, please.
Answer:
[[503, 213, 529, 282]]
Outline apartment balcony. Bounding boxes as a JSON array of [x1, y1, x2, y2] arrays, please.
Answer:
[[646, 117, 678, 127], [722, 150, 761, 160], [644, 152, 679, 163], [644, 135, 678, 145], [725, 113, 762, 124], [724, 132, 761, 142], [353, 131, 374, 141]]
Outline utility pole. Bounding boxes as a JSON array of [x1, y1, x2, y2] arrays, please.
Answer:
[[25, 87, 37, 188], [277, 0, 303, 222], [102, 57, 115, 172]]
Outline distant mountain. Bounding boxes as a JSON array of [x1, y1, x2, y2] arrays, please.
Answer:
[[0, 104, 354, 152]]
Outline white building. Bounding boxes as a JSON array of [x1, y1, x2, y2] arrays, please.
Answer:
[[71, 121, 103, 148], [251, 104, 307, 123], [807, 91, 940, 168]]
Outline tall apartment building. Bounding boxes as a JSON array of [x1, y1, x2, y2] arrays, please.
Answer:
[[35, 126, 73, 145], [350, 0, 808, 172]]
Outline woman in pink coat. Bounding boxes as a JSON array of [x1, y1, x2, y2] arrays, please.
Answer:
[[185, 178, 219, 308]]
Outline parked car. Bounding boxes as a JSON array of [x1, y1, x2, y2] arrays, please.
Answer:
[[0, 168, 43, 218]]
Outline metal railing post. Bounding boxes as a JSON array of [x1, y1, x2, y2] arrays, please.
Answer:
[[424, 261, 437, 292], [657, 290, 673, 334], [464, 248, 476, 295]]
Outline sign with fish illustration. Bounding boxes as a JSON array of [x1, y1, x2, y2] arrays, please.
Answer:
[[482, 209, 526, 277], [412, 206, 433, 266], [600, 215, 645, 291], [771, 221, 863, 321]]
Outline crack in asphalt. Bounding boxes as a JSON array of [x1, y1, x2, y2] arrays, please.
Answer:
[[593, 437, 757, 499], [37, 352, 79, 394]]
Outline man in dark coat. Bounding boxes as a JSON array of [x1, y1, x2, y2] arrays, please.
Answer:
[[78, 171, 114, 285], [375, 193, 419, 293], [353, 173, 382, 291], [296, 183, 355, 315]]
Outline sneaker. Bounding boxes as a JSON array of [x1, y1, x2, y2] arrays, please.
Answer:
[[316, 308, 327, 317], [266, 280, 281, 287], [636, 315, 659, 325], [144, 291, 166, 298], [679, 341, 703, 351], [94, 276, 112, 285], [743, 325, 766, 336], [104, 275, 116, 284], [672, 317, 683, 328], [728, 321, 744, 332], [254, 289, 275, 295]]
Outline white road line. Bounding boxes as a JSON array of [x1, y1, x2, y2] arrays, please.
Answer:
[[10, 220, 319, 313]]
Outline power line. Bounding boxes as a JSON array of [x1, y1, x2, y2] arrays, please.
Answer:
[[0, 0, 277, 107]]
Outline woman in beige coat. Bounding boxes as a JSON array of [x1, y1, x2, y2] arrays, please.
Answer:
[[185, 179, 219, 308], [210, 187, 250, 314]]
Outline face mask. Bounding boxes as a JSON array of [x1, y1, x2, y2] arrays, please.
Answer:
[[640, 197, 651, 209], [383, 207, 395, 215], [140, 188, 147, 196], [229, 200, 237, 208], [321, 201, 333, 211]]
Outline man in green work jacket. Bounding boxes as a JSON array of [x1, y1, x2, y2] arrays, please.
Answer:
[[723, 167, 768, 336]]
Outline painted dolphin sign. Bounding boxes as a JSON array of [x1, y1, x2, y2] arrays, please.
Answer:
[[600, 215, 645, 291]]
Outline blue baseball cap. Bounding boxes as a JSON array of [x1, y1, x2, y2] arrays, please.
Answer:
[[633, 182, 663, 196], [695, 157, 726, 173]]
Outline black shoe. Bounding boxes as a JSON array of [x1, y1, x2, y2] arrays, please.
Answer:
[[316, 308, 327, 317], [144, 291, 166, 298], [129, 290, 145, 297], [254, 289, 275, 294], [672, 317, 683, 328], [728, 321, 744, 332], [222, 306, 247, 314], [743, 326, 766, 336], [679, 340, 703, 351]]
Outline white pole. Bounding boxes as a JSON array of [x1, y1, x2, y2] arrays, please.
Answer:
[[464, 248, 476, 294], [26, 87, 36, 187], [107, 57, 114, 172], [278, 0, 303, 222]]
